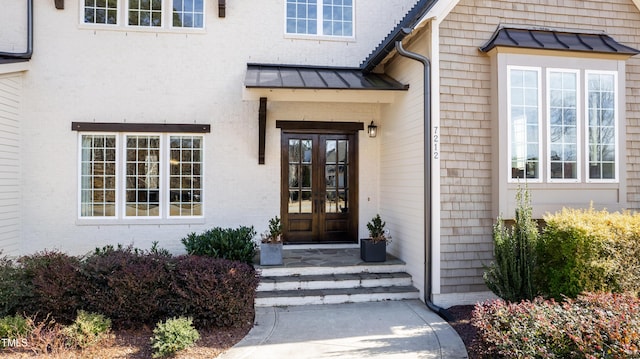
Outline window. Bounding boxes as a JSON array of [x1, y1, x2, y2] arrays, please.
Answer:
[[172, 0, 204, 28], [83, 0, 205, 29], [507, 65, 619, 183], [509, 67, 541, 180], [79, 133, 203, 220], [286, 0, 353, 37], [84, 0, 118, 25]]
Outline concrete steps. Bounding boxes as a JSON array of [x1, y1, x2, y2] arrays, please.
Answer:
[[255, 262, 420, 307]]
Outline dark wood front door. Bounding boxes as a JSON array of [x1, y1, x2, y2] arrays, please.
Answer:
[[281, 133, 358, 243]]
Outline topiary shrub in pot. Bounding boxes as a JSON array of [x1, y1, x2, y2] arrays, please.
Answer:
[[260, 216, 283, 266], [360, 214, 391, 262]]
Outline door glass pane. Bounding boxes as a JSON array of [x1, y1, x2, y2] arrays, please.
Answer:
[[289, 138, 313, 214], [325, 139, 348, 213], [326, 189, 347, 213], [326, 140, 337, 164], [289, 139, 300, 162], [338, 140, 348, 163]]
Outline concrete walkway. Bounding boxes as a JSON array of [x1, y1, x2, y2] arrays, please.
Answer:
[[218, 300, 469, 359]]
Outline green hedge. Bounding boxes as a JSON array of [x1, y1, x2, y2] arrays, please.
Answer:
[[538, 207, 640, 299]]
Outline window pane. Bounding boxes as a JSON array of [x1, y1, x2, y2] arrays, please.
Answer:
[[549, 71, 578, 180], [587, 73, 616, 180], [169, 135, 203, 217], [129, 0, 162, 27], [322, 0, 353, 36], [286, 0, 317, 34], [85, 0, 118, 24], [126, 135, 160, 217], [80, 135, 117, 217], [172, 0, 204, 28], [510, 68, 540, 180]]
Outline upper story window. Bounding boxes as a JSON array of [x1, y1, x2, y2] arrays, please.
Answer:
[[83, 0, 204, 29], [286, 0, 353, 37]]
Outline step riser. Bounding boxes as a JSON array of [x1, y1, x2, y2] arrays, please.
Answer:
[[258, 277, 413, 292], [255, 291, 420, 307], [258, 264, 407, 277]]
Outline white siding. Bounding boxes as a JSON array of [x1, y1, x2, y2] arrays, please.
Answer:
[[379, 29, 432, 300], [0, 74, 22, 256]]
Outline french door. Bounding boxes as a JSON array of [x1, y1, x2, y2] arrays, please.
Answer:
[[281, 133, 358, 243]]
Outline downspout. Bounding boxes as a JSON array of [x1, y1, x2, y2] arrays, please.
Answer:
[[0, 0, 34, 59], [395, 28, 452, 321]]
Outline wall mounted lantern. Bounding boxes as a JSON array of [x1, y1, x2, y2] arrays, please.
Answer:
[[367, 121, 378, 138]]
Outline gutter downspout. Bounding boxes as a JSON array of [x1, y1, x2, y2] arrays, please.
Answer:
[[0, 0, 34, 59], [395, 28, 452, 321]]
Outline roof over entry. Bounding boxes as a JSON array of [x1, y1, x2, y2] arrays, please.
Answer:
[[245, 64, 408, 91]]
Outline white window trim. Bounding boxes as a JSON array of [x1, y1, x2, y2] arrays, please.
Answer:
[[283, 0, 356, 41], [77, 132, 205, 225], [79, 0, 206, 33], [546, 68, 582, 183], [507, 65, 543, 184], [585, 70, 619, 183]]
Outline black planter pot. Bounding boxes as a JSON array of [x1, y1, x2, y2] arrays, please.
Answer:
[[360, 238, 386, 262]]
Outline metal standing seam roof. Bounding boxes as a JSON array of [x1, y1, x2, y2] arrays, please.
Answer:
[[479, 26, 640, 55], [245, 64, 409, 91], [360, 0, 439, 74]]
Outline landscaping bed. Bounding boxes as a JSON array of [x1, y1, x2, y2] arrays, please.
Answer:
[[0, 325, 251, 358]]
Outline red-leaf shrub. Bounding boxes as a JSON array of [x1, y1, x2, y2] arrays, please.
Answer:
[[81, 246, 173, 329], [19, 251, 85, 324], [170, 255, 259, 328], [472, 292, 640, 358]]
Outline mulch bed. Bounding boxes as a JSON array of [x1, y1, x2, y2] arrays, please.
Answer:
[[0, 323, 252, 358], [446, 305, 485, 359]]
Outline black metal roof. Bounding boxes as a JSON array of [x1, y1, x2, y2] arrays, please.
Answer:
[[360, 0, 438, 74], [245, 64, 409, 91], [480, 26, 640, 55]]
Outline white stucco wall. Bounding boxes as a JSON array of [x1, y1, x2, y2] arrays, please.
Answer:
[[17, 0, 415, 255]]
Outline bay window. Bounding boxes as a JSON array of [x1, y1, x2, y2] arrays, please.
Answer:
[[507, 65, 619, 183]]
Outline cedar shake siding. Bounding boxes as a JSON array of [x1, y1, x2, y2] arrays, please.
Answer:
[[438, 0, 640, 295]]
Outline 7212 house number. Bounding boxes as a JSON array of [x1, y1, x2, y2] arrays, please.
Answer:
[[433, 126, 439, 159]]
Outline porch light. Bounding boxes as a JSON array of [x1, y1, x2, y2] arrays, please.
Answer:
[[367, 121, 378, 138]]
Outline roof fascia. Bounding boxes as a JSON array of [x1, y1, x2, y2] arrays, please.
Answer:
[[414, 0, 460, 26], [634, 0, 640, 12]]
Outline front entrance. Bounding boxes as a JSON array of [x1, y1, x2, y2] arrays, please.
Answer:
[[281, 132, 358, 243]]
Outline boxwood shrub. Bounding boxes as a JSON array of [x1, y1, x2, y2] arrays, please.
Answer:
[[182, 226, 257, 264], [538, 207, 640, 299]]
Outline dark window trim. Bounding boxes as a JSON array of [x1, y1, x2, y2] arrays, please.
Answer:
[[71, 122, 211, 133], [276, 121, 364, 133]]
